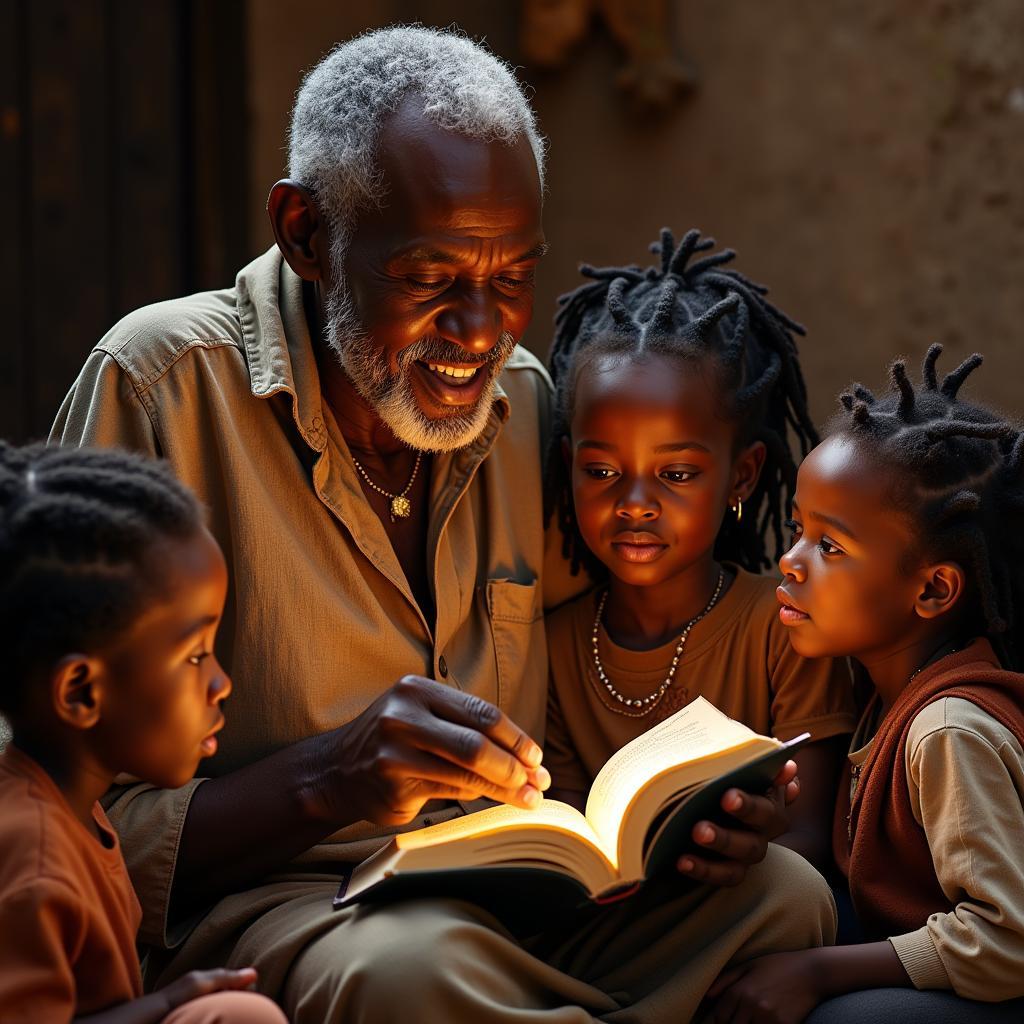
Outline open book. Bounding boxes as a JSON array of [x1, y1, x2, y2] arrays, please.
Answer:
[[335, 697, 808, 913]]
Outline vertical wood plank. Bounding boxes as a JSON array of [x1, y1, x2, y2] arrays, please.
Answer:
[[28, 0, 111, 438], [110, 0, 184, 319], [0, 0, 28, 442], [189, 0, 249, 290]]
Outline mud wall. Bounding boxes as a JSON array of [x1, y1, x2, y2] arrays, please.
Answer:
[[247, 0, 1024, 426]]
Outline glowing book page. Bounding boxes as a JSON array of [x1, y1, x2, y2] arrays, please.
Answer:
[[584, 697, 759, 854], [395, 798, 609, 860]]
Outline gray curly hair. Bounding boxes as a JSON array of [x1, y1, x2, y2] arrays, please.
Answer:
[[288, 24, 546, 262]]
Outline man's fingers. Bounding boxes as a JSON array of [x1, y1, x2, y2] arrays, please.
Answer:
[[409, 716, 542, 796], [416, 678, 543, 768], [397, 748, 543, 809]]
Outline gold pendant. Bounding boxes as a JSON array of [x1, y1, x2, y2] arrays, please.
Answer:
[[390, 495, 411, 519]]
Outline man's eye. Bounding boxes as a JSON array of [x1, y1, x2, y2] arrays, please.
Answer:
[[407, 278, 449, 294], [188, 651, 210, 667], [661, 470, 696, 484], [494, 272, 533, 290]]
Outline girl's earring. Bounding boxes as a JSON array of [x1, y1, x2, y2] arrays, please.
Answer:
[[731, 497, 743, 523]]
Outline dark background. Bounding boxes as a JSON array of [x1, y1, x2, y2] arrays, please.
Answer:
[[3, 0, 1023, 444]]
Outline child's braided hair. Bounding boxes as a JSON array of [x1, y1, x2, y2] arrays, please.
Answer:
[[0, 442, 203, 716], [545, 228, 817, 579], [832, 344, 1024, 670]]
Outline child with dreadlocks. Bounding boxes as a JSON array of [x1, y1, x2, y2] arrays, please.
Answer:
[[709, 347, 1024, 1023], [0, 443, 287, 1024], [543, 229, 856, 881]]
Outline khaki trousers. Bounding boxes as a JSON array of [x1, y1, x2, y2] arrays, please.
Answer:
[[166, 845, 835, 1024]]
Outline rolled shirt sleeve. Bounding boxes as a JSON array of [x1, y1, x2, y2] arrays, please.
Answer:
[[103, 779, 206, 947], [888, 698, 1024, 1000]]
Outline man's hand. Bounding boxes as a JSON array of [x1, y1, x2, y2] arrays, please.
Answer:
[[320, 676, 551, 826], [706, 950, 823, 1024], [676, 760, 798, 886]]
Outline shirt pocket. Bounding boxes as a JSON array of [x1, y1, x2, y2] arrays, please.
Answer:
[[486, 578, 547, 741]]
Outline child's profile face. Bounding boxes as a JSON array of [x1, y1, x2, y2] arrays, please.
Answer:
[[92, 527, 231, 789], [568, 352, 747, 587], [777, 434, 929, 662]]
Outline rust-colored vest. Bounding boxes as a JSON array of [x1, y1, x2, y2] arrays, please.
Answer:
[[833, 638, 1024, 939]]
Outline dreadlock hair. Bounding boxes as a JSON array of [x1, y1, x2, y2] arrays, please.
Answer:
[[0, 442, 204, 719], [830, 344, 1024, 671], [545, 228, 817, 579]]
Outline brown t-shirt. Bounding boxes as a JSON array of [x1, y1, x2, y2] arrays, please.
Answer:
[[0, 746, 143, 1022], [544, 567, 857, 793]]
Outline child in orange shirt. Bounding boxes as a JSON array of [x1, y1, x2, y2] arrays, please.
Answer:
[[0, 443, 287, 1024]]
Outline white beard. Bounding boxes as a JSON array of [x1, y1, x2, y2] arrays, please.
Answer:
[[323, 277, 515, 453]]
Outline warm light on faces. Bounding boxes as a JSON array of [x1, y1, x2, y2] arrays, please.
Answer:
[[91, 527, 231, 790], [332, 97, 546, 452], [569, 353, 760, 588], [778, 434, 950, 662]]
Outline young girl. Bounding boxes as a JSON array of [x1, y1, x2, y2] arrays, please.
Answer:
[[0, 443, 287, 1024], [710, 347, 1024, 1022], [544, 229, 856, 877]]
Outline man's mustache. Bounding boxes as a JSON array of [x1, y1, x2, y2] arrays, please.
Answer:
[[395, 334, 517, 372]]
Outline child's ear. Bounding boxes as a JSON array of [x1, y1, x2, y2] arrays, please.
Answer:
[[50, 655, 106, 731], [915, 562, 966, 620], [731, 440, 767, 502]]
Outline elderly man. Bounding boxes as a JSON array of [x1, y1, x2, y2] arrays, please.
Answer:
[[52, 26, 834, 1023]]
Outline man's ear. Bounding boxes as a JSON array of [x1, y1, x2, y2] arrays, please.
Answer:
[[50, 655, 105, 731], [915, 562, 966, 620], [731, 440, 767, 503], [267, 179, 328, 283]]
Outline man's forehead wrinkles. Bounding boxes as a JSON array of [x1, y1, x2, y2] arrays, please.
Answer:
[[390, 237, 546, 266]]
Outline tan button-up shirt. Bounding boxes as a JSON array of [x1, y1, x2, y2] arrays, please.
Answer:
[[51, 247, 582, 946]]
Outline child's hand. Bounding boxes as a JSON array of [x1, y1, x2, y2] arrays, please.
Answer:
[[158, 967, 259, 1012], [706, 949, 823, 1023], [677, 760, 798, 886]]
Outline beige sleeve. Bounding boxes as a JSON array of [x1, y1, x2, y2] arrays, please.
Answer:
[[102, 778, 206, 948], [49, 348, 161, 454], [888, 698, 1024, 1000]]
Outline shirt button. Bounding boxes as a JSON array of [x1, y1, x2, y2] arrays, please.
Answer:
[[438, 655, 449, 678]]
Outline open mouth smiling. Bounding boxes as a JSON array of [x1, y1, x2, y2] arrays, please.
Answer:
[[411, 359, 490, 408]]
